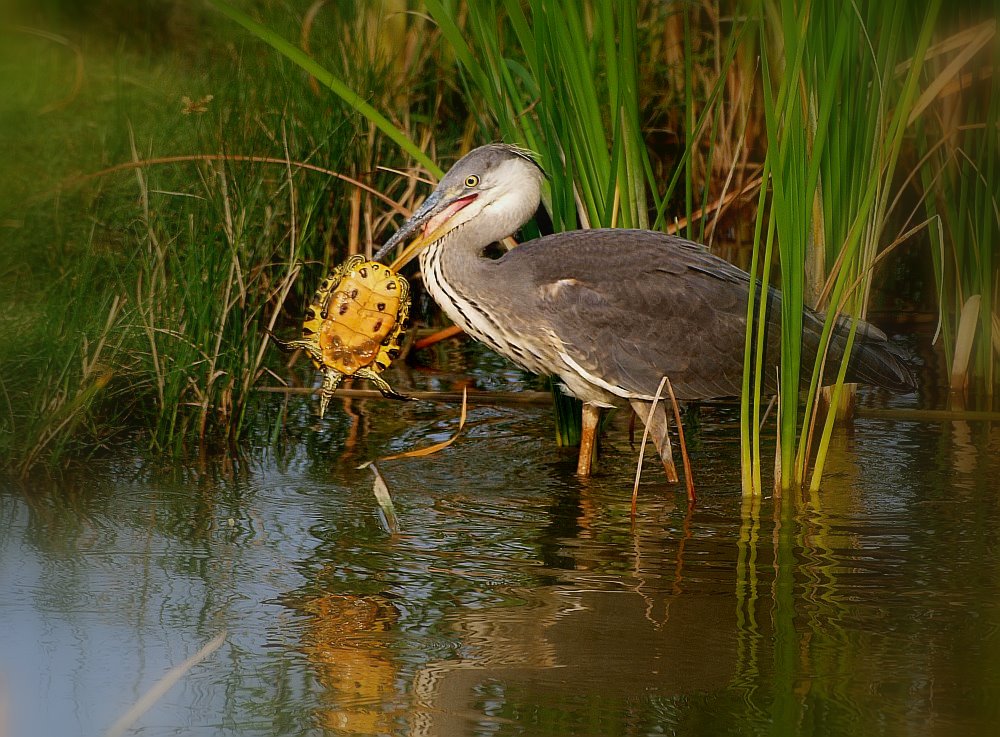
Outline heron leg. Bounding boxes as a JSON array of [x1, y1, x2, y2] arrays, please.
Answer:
[[576, 403, 601, 476], [629, 399, 679, 483]]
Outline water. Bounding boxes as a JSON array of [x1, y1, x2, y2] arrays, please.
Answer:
[[2, 352, 999, 736]]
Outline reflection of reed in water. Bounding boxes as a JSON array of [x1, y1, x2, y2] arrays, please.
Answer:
[[734, 447, 894, 733], [734, 492, 764, 701], [297, 594, 400, 734]]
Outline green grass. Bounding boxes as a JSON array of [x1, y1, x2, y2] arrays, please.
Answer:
[[741, 0, 946, 494], [0, 2, 439, 475], [420, 0, 661, 450], [919, 28, 998, 399]]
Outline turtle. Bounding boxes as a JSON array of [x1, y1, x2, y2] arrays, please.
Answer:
[[272, 254, 411, 417]]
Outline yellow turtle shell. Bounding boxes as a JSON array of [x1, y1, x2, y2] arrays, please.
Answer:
[[273, 254, 411, 417]]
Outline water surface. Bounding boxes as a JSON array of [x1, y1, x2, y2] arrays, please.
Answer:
[[2, 359, 998, 736]]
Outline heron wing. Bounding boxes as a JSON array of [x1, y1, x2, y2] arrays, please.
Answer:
[[498, 228, 913, 398], [502, 230, 758, 400]]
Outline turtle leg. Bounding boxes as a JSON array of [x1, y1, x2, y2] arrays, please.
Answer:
[[270, 336, 300, 353], [318, 370, 344, 419], [355, 367, 411, 401], [268, 335, 340, 417], [629, 399, 679, 483], [270, 336, 319, 359]]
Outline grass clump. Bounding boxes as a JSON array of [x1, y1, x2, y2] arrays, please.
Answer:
[[0, 1, 440, 475]]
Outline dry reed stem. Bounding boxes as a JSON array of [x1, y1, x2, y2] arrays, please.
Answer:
[[632, 376, 669, 522], [103, 631, 226, 737], [664, 174, 763, 237], [665, 377, 696, 503], [13, 26, 85, 114], [47, 155, 408, 216]]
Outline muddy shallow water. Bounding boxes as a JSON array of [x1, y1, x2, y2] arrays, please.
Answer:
[[2, 349, 999, 737]]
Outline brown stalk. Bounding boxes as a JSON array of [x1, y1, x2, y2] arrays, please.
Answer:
[[13, 26, 85, 114], [300, 0, 329, 96], [45, 155, 408, 217], [665, 378, 696, 504]]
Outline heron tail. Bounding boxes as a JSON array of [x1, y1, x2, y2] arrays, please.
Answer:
[[828, 317, 917, 392]]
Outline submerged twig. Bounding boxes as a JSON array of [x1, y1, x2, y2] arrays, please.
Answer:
[[257, 385, 551, 405]]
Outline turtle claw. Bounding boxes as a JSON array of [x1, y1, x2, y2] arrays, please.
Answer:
[[318, 370, 345, 419], [379, 386, 412, 402], [357, 368, 411, 401], [268, 334, 303, 354]]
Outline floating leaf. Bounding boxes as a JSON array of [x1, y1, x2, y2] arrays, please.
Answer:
[[367, 464, 399, 535]]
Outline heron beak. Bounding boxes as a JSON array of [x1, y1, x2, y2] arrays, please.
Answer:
[[374, 188, 478, 270]]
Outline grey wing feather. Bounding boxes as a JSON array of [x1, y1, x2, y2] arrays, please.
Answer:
[[508, 230, 754, 399], [500, 229, 914, 399]]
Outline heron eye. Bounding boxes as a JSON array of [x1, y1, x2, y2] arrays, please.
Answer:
[[464, 175, 480, 188]]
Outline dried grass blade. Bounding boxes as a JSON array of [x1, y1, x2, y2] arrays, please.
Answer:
[[907, 19, 996, 125], [951, 295, 982, 391], [367, 464, 399, 534], [665, 378, 695, 504], [632, 376, 669, 521], [369, 388, 468, 463]]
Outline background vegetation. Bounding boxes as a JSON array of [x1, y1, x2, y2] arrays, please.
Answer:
[[1, 0, 996, 484]]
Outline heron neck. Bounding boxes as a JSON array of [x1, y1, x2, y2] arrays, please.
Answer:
[[416, 223, 513, 358], [418, 182, 541, 282], [415, 215, 550, 377], [418, 224, 496, 297]]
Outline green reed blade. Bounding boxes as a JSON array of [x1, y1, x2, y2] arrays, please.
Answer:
[[206, 0, 440, 178]]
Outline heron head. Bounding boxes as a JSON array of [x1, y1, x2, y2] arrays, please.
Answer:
[[375, 144, 545, 268]]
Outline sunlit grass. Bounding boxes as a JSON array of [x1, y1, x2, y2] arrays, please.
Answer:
[[741, 0, 947, 494], [0, 3, 426, 474]]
